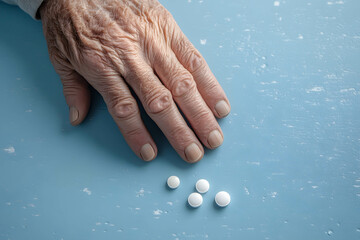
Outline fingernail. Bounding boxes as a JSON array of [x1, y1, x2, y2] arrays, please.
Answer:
[[185, 143, 203, 163], [208, 130, 223, 148], [69, 106, 79, 124], [215, 100, 230, 118], [140, 143, 155, 161]]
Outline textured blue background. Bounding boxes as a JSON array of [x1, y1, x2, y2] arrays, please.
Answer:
[[1, 0, 359, 239]]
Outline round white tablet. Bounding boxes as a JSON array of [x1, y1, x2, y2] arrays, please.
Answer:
[[196, 179, 210, 193], [215, 191, 231, 207], [188, 192, 203, 208], [167, 176, 180, 189]]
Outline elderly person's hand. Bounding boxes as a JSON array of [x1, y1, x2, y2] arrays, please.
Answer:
[[39, 0, 231, 163]]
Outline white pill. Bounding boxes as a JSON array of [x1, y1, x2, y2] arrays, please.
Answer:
[[188, 192, 203, 208], [215, 191, 231, 207], [167, 176, 180, 189], [196, 179, 210, 193]]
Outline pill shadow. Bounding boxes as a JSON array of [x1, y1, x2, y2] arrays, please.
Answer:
[[165, 182, 175, 191], [213, 200, 229, 212], [185, 201, 201, 211]]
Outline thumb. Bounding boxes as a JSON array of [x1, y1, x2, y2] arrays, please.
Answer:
[[60, 71, 91, 126]]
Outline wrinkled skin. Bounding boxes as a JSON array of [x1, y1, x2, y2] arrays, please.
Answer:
[[39, 0, 231, 163]]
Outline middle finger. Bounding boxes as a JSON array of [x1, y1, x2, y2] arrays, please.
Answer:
[[122, 57, 204, 163]]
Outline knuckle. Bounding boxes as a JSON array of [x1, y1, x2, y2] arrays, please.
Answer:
[[174, 39, 204, 74], [185, 49, 204, 73], [145, 88, 172, 114], [171, 73, 196, 98], [108, 96, 138, 120]]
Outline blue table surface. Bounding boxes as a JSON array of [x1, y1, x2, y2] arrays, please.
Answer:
[[1, 0, 359, 239]]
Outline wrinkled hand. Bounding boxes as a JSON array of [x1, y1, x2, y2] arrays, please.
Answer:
[[40, 0, 231, 163]]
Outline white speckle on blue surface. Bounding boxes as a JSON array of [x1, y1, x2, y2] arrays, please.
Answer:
[[325, 73, 338, 79], [244, 187, 250, 195], [167, 201, 173, 206], [260, 81, 278, 85], [274, 1, 280, 7], [246, 161, 260, 166], [306, 86, 325, 93], [136, 188, 145, 197], [327, 1, 344, 5], [153, 209, 163, 216], [340, 88, 356, 93], [3, 146, 15, 154], [5, 202, 11, 206], [270, 192, 278, 198], [135, 188, 151, 197], [200, 39, 207, 45], [82, 188, 92, 195], [298, 34, 304, 40]]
